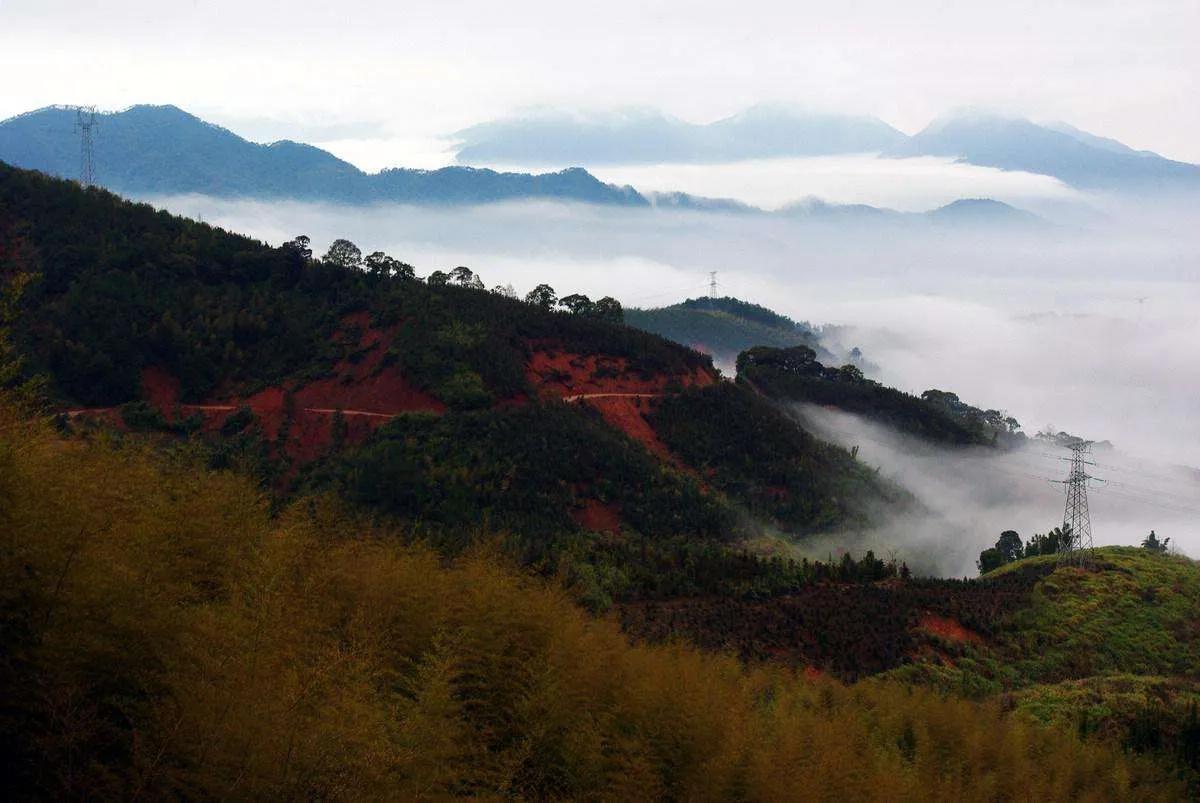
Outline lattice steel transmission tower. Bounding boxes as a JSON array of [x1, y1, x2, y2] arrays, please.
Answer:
[[708, 271, 718, 299], [75, 106, 98, 187], [1057, 440, 1099, 565]]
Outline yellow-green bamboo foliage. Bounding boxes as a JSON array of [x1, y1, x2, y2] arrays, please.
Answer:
[[0, 404, 1183, 800]]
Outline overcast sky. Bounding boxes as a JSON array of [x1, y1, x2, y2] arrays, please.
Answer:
[[2, 0, 1197, 167]]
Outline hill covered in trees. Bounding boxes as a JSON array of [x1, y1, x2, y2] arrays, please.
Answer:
[[0, 161, 900, 601], [0, 105, 646, 205], [626, 296, 838, 367], [737, 344, 1022, 447]]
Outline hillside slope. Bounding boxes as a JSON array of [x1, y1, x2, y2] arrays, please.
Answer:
[[625, 546, 1200, 782]]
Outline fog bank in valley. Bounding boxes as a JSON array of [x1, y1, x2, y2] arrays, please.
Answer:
[[793, 405, 1200, 577]]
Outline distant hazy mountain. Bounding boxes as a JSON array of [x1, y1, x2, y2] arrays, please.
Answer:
[[892, 112, 1200, 190], [453, 105, 908, 165], [923, 198, 1045, 227], [0, 105, 647, 206], [775, 196, 1045, 228]]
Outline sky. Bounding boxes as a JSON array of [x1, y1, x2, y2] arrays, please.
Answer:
[[1, 0, 1198, 169]]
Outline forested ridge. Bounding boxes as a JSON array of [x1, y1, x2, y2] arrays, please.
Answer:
[[737, 344, 1022, 447], [0, 162, 700, 408]]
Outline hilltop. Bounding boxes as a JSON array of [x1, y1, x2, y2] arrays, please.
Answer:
[[625, 296, 838, 368]]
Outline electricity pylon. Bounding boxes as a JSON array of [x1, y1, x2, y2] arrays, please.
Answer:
[[1057, 440, 1098, 565], [75, 106, 98, 187]]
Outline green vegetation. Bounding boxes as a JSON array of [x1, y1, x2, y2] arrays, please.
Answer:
[[650, 383, 901, 532], [887, 548, 1200, 784], [626, 296, 829, 366], [990, 547, 1200, 681], [305, 401, 731, 553], [1014, 676, 1200, 770], [738, 344, 1019, 446], [0, 402, 1182, 800], [977, 525, 1072, 573]]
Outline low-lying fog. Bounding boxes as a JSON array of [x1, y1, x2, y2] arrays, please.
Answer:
[[152, 192, 1200, 567], [795, 404, 1200, 576]]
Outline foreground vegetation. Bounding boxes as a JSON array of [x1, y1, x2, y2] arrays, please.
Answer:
[[0, 403, 1183, 800]]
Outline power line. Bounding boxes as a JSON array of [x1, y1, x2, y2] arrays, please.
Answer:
[[1053, 441, 1099, 565], [74, 106, 98, 187]]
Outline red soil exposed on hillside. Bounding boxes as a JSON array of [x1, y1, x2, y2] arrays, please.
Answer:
[[223, 315, 445, 461], [526, 347, 715, 399], [917, 614, 983, 644], [581, 395, 680, 465], [67, 314, 446, 467], [525, 345, 714, 468], [68, 327, 718, 473]]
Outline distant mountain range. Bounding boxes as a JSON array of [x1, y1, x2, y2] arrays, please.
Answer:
[[454, 106, 908, 165], [657, 194, 1046, 228], [0, 105, 646, 206], [457, 107, 1200, 192], [0, 104, 1056, 223]]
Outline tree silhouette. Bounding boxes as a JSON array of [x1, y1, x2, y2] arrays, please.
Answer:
[[323, 238, 363, 268]]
